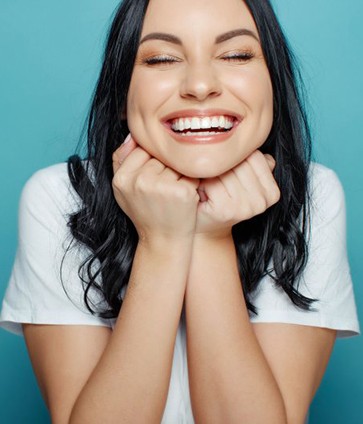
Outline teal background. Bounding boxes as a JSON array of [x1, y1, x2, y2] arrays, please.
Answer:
[[0, 1, 361, 422]]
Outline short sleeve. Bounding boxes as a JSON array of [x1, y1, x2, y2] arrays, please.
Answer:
[[0, 163, 113, 336], [250, 163, 360, 338]]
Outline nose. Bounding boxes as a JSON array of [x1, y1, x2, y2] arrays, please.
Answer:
[[179, 62, 222, 101]]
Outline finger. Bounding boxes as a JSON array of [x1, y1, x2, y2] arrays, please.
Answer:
[[119, 147, 152, 172], [230, 159, 261, 195], [245, 151, 280, 203], [215, 152, 272, 200], [197, 186, 208, 202], [263, 153, 276, 172], [142, 157, 166, 175], [117, 134, 137, 163], [113, 142, 154, 177], [198, 177, 230, 207], [216, 167, 244, 200], [245, 151, 276, 188], [112, 134, 138, 173]]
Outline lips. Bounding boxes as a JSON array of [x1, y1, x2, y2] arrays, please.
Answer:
[[162, 109, 241, 142]]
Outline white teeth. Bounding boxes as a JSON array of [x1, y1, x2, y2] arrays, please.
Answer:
[[211, 117, 219, 128], [191, 117, 200, 130], [225, 120, 233, 129], [182, 131, 220, 136], [201, 117, 211, 129], [184, 117, 191, 130], [171, 115, 234, 132], [178, 118, 185, 131]]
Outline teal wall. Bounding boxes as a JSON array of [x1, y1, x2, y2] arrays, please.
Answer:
[[0, 1, 361, 422]]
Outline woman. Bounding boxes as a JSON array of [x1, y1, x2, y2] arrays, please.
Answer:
[[0, 0, 359, 423]]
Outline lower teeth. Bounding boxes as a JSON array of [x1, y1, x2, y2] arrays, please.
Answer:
[[180, 131, 223, 136]]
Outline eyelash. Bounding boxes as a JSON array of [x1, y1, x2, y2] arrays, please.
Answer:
[[221, 52, 255, 62], [143, 55, 180, 66], [142, 51, 255, 66]]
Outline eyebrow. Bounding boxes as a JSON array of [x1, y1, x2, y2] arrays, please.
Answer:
[[140, 33, 182, 45], [139, 28, 260, 45], [216, 29, 259, 44]]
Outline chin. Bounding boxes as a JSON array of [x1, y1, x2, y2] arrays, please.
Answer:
[[182, 171, 218, 179], [172, 162, 232, 179]]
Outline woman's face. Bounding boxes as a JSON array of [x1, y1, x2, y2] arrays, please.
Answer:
[[126, 0, 273, 178]]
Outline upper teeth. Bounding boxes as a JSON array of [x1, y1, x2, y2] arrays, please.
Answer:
[[171, 116, 234, 132]]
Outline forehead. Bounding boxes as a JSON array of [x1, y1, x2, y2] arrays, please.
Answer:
[[141, 0, 258, 38]]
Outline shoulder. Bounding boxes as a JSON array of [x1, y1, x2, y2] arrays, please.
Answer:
[[20, 162, 81, 223], [308, 162, 344, 198], [251, 163, 359, 337], [1, 162, 114, 335], [27, 162, 70, 184], [307, 162, 346, 227], [22, 162, 74, 203]]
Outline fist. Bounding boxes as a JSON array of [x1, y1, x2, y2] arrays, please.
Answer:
[[196, 150, 280, 238], [112, 134, 200, 242]]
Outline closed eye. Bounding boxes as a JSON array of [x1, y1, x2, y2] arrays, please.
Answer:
[[221, 52, 254, 62], [143, 55, 181, 66]]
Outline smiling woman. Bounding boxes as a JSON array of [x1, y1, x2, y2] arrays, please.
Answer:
[[0, 0, 359, 423], [128, 1, 273, 178]]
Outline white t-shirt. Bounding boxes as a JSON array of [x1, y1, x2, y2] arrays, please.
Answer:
[[0, 162, 360, 423]]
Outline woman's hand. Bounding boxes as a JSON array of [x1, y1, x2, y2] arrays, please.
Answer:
[[195, 150, 280, 239], [112, 134, 200, 244]]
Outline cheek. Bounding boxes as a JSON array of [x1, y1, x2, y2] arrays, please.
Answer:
[[126, 77, 155, 147], [226, 67, 273, 114], [241, 69, 273, 139], [127, 74, 148, 124], [252, 70, 273, 126], [252, 78, 274, 147], [126, 71, 177, 155], [125, 83, 149, 150], [259, 72, 274, 119], [127, 70, 177, 120]]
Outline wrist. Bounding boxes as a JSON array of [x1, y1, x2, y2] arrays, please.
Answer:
[[187, 233, 239, 292], [137, 234, 195, 263], [193, 230, 233, 245], [191, 233, 236, 262]]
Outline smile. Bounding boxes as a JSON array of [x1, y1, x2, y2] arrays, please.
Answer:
[[162, 109, 242, 144], [170, 115, 234, 136]]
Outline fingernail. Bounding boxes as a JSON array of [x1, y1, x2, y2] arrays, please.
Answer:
[[123, 133, 132, 144]]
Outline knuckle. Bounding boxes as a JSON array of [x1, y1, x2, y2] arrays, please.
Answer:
[[264, 153, 274, 162], [242, 204, 253, 220], [254, 150, 264, 159], [271, 185, 281, 203], [112, 172, 131, 195], [249, 150, 264, 163], [254, 197, 268, 214], [112, 173, 123, 189], [148, 158, 161, 169], [112, 151, 119, 164], [265, 181, 280, 204], [222, 211, 235, 223], [134, 174, 149, 192], [174, 184, 193, 201], [219, 205, 235, 222]]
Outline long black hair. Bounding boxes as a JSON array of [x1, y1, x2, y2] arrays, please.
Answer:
[[66, 0, 315, 318]]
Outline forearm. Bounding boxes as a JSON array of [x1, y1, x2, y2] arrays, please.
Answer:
[[185, 236, 287, 424], [70, 238, 192, 424]]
